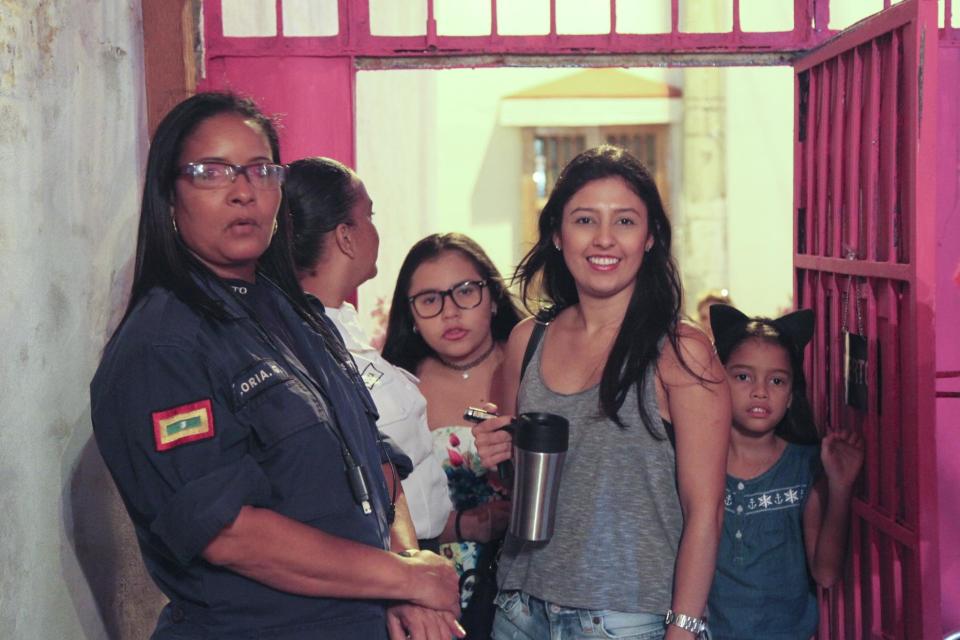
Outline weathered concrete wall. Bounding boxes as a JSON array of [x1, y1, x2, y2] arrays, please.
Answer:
[[0, 1, 165, 637]]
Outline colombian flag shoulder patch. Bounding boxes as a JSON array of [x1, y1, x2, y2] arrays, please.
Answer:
[[152, 399, 215, 452]]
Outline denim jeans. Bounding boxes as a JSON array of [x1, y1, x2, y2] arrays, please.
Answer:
[[492, 591, 667, 640]]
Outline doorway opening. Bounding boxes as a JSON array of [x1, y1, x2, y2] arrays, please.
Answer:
[[353, 65, 794, 340]]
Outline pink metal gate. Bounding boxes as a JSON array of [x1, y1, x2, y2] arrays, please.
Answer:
[[793, 1, 940, 637], [195, 1, 954, 636]]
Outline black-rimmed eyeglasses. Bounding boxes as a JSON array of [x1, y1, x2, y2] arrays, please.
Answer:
[[409, 280, 488, 319], [178, 162, 286, 191]]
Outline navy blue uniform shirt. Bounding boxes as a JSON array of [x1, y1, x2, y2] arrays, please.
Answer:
[[91, 272, 411, 639]]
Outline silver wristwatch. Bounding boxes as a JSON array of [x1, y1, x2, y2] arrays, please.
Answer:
[[664, 609, 708, 636]]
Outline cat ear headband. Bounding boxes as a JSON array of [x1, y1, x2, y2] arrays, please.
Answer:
[[709, 304, 815, 352]]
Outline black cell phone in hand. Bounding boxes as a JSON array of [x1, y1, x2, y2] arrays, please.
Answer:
[[463, 407, 514, 484], [463, 407, 498, 423]]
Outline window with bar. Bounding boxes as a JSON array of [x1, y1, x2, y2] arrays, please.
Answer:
[[521, 125, 670, 247]]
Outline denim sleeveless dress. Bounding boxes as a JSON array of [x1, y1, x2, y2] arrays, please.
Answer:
[[708, 443, 822, 639]]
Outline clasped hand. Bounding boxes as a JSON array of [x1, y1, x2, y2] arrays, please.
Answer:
[[389, 549, 464, 640]]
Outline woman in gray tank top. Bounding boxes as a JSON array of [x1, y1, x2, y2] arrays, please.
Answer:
[[474, 145, 731, 640]]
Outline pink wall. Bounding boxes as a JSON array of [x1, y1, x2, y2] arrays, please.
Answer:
[[937, 44, 960, 635], [201, 55, 356, 167]]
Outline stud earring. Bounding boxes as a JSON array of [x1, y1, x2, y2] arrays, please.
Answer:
[[413, 325, 419, 334], [272, 219, 279, 236], [554, 242, 561, 252], [172, 216, 179, 234]]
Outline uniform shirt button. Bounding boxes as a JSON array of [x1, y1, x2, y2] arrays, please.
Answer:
[[593, 616, 602, 625], [737, 482, 745, 490], [735, 530, 743, 539], [736, 505, 744, 514], [170, 606, 185, 623], [550, 604, 560, 613]]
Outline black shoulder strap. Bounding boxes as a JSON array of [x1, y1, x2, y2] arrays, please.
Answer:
[[520, 321, 548, 383]]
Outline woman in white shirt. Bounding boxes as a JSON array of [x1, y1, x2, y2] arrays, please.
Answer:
[[285, 157, 452, 551]]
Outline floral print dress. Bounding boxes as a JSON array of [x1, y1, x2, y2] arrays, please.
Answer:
[[432, 425, 508, 609]]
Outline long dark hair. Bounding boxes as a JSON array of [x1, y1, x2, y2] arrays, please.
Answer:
[[122, 92, 346, 362], [382, 233, 523, 373], [714, 318, 820, 445], [286, 156, 360, 271], [516, 145, 683, 435]]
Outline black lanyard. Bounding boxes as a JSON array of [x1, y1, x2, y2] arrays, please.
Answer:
[[222, 278, 375, 516]]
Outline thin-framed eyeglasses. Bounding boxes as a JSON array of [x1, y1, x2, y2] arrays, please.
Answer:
[[408, 279, 488, 319], [178, 162, 287, 191]]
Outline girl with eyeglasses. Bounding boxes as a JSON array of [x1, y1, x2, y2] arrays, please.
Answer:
[[90, 93, 461, 640], [382, 233, 524, 637]]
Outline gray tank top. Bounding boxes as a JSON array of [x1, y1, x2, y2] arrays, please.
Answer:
[[497, 331, 682, 613]]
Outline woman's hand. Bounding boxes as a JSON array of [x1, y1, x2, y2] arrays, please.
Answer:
[[386, 603, 465, 640], [821, 430, 864, 491], [458, 500, 512, 543], [398, 550, 462, 617], [472, 413, 515, 470]]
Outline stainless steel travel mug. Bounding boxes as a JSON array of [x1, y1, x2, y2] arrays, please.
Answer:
[[509, 412, 569, 542]]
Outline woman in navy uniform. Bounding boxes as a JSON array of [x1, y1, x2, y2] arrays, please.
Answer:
[[90, 92, 462, 640]]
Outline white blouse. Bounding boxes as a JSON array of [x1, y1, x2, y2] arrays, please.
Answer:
[[325, 303, 452, 539]]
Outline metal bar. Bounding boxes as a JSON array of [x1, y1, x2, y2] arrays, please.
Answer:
[[804, 70, 817, 255], [879, 529, 897, 634], [862, 39, 881, 263], [426, 0, 436, 46], [865, 279, 881, 505], [892, 539, 907, 638], [829, 55, 845, 258], [859, 513, 876, 638], [878, 30, 899, 263], [879, 285, 900, 518], [845, 512, 862, 639], [353, 51, 798, 70], [815, 273, 829, 429], [853, 488, 920, 547], [276, 0, 284, 36], [490, 0, 498, 37], [815, 64, 830, 256], [815, 0, 831, 35], [207, 29, 827, 58], [347, 0, 367, 48], [830, 273, 841, 432], [794, 255, 912, 281], [846, 47, 863, 259]]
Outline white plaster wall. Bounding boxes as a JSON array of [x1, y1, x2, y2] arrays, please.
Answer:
[[0, 1, 162, 638], [356, 67, 679, 333], [725, 66, 795, 317]]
